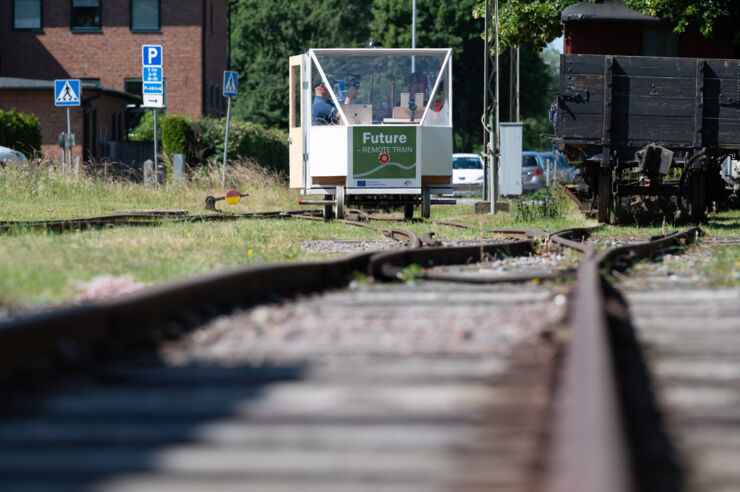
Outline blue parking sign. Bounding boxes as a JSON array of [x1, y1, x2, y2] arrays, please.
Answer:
[[223, 71, 238, 97], [142, 45, 162, 66], [54, 79, 81, 107]]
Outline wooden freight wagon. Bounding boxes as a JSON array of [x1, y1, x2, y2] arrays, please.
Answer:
[[555, 53, 740, 222]]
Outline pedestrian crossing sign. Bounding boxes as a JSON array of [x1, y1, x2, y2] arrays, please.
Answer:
[[223, 71, 238, 98], [54, 79, 81, 107]]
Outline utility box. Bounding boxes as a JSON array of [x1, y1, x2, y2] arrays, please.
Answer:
[[289, 48, 453, 219], [499, 122, 523, 196]]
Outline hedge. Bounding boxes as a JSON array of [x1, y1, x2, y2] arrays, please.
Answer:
[[160, 114, 193, 158], [0, 109, 41, 155], [191, 117, 288, 173], [130, 113, 288, 173]]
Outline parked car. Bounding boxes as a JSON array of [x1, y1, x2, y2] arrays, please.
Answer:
[[0, 145, 28, 165], [522, 151, 546, 192], [539, 151, 578, 183], [452, 153, 485, 196]]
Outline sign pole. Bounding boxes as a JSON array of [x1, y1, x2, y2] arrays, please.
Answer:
[[221, 70, 239, 188], [153, 109, 159, 188], [66, 107, 71, 177], [222, 96, 232, 188]]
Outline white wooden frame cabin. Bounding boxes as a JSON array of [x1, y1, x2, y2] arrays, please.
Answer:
[[289, 48, 453, 218]]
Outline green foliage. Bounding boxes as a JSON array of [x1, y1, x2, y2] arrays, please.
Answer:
[[191, 117, 289, 173], [0, 109, 41, 155], [160, 115, 193, 158], [230, 0, 374, 127], [128, 109, 165, 141], [514, 187, 565, 221], [473, 0, 738, 52]]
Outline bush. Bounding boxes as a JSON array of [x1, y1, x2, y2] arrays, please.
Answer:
[[128, 109, 165, 142], [160, 114, 193, 158], [191, 117, 288, 173], [514, 187, 565, 221], [0, 109, 41, 155]]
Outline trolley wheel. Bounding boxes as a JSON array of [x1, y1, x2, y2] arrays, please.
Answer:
[[335, 185, 345, 220], [421, 187, 431, 219], [403, 203, 414, 220], [597, 167, 612, 224], [690, 170, 707, 223], [322, 194, 333, 222]]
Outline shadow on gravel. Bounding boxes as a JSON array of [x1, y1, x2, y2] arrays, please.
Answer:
[[0, 353, 308, 492], [603, 278, 686, 492]]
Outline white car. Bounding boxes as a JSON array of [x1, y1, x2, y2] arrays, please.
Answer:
[[0, 145, 28, 164], [452, 153, 485, 196]]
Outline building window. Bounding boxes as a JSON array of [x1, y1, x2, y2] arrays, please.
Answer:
[[71, 0, 101, 31], [131, 0, 160, 32], [14, 0, 42, 30]]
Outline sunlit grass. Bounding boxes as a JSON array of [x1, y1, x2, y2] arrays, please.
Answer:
[[1, 160, 738, 309]]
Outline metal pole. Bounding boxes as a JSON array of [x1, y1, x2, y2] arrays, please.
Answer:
[[490, 0, 499, 214], [516, 46, 520, 122], [411, 0, 416, 72], [482, 0, 489, 201], [66, 107, 71, 177], [509, 47, 513, 122], [222, 96, 232, 188], [153, 108, 159, 188]]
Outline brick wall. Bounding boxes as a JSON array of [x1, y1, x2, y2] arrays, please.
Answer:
[[0, 0, 227, 118]]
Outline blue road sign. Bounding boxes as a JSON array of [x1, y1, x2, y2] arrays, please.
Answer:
[[143, 66, 162, 83], [143, 82, 164, 95], [223, 71, 238, 97], [142, 45, 162, 66], [54, 79, 81, 107]]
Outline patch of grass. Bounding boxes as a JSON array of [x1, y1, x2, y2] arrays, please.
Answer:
[[662, 243, 740, 287], [4, 162, 733, 309]]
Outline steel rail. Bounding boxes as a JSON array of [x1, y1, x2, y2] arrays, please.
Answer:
[[545, 251, 634, 492], [0, 209, 324, 234], [367, 239, 535, 281], [542, 226, 703, 492]]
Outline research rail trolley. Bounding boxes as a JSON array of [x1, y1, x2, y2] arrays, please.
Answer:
[[290, 48, 454, 219]]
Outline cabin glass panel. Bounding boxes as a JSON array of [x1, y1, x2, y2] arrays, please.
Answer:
[[313, 52, 449, 126]]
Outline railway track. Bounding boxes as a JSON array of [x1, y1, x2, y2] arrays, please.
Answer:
[[0, 212, 735, 491]]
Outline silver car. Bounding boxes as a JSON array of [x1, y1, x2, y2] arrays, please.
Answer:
[[521, 152, 545, 192]]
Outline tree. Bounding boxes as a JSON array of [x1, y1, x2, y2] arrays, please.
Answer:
[[473, 0, 739, 52], [230, 0, 374, 127]]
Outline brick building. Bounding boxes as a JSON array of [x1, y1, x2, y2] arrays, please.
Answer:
[[0, 0, 227, 161], [562, 0, 735, 58]]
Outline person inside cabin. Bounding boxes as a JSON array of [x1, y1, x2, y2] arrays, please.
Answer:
[[343, 74, 360, 104], [428, 79, 449, 123], [406, 71, 428, 120], [312, 75, 340, 125]]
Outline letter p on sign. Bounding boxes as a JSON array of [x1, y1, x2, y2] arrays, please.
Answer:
[[142, 45, 162, 66]]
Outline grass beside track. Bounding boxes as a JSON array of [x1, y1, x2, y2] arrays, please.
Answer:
[[1, 161, 738, 310]]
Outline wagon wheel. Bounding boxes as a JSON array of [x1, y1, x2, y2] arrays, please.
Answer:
[[335, 185, 346, 220], [322, 194, 334, 222], [690, 169, 706, 223], [597, 167, 612, 224], [421, 187, 431, 219], [403, 203, 414, 220]]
